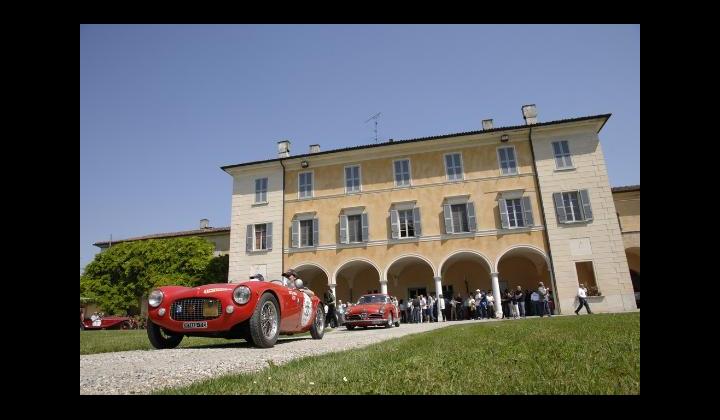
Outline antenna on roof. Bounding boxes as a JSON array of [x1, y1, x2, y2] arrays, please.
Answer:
[[364, 112, 382, 143]]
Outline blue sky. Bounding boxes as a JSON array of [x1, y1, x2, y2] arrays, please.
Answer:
[[80, 24, 640, 273]]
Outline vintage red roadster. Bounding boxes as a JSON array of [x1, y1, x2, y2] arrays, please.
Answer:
[[146, 277, 325, 348], [344, 294, 400, 330], [82, 316, 132, 330]]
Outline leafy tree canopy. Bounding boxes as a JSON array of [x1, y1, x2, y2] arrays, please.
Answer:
[[80, 237, 229, 315]]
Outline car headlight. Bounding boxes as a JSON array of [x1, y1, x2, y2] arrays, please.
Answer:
[[379, 306, 385, 314], [233, 286, 251, 305], [148, 290, 164, 308]]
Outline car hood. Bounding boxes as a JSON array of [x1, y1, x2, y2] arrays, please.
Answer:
[[348, 303, 386, 314]]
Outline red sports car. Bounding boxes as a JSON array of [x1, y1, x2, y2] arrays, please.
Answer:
[[146, 278, 325, 348], [82, 316, 132, 330], [344, 294, 400, 330]]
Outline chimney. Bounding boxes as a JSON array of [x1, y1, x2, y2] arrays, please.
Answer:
[[277, 140, 291, 158], [200, 219, 209, 229], [309, 144, 321, 153], [482, 119, 494, 130], [521, 104, 538, 125]]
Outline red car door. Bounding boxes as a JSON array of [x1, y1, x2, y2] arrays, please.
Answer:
[[278, 287, 303, 331]]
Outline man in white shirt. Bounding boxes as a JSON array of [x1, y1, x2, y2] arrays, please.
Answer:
[[437, 294, 446, 321], [575, 283, 593, 315]]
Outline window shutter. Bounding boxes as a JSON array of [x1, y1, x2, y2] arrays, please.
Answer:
[[361, 213, 369, 242], [467, 202, 477, 232], [553, 193, 567, 224], [266, 223, 272, 250], [339, 215, 348, 244], [312, 218, 319, 246], [443, 204, 453, 234], [413, 207, 422, 237], [291, 220, 299, 248], [522, 196, 534, 227], [579, 189, 593, 221], [246, 224, 253, 252], [390, 210, 400, 239], [499, 199, 510, 229]]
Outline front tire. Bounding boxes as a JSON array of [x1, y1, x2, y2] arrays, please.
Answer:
[[385, 314, 394, 328], [394, 313, 400, 327], [147, 319, 183, 349], [310, 305, 325, 339], [249, 293, 280, 348], [346, 324, 355, 330]]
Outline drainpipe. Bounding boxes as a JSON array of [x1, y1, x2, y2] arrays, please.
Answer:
[[279, 160, 286, 276], [528, 126, 561, 314]]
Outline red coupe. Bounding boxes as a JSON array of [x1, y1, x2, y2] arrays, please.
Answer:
[[146, 278, 325, 348], [344, 294, 400, 330]]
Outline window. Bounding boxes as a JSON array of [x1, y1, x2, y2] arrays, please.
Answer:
[[340, 212, 368, 244], [345, 165, 361, 193], [390, 208, 421, 239], [254, 178, 268, 203], [347, 214, 362, 243], [575, 261, 600, 296], [397, 209, 415, 238], [553, 190, 593, 223], [499, 197, 534, 229], [298, 172, 313, 199], [443, 201, 476, 234], [552, 141, 573, 169], [291, 217, 318, 248], [497, 146, 517, 175], [444, 153, 464, 181], [300, 220, 313, 247], [246, 223, 272, 251], [394, 159, 411, 187]]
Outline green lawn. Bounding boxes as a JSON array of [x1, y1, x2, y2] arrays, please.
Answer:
[[156, 313, 639, 395], [80, 329, 315, 355]]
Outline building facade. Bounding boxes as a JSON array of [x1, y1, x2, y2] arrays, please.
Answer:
[[222, 108, 638, 315], [612, 185, 640, 306]]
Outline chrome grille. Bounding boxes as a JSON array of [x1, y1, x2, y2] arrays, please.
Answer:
[[170, 298, 221, 321], [368, 313, 383, 319]]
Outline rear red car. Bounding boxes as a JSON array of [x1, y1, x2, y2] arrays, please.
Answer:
[[344, 294, 400, 330], [146, 279, 325, 348]]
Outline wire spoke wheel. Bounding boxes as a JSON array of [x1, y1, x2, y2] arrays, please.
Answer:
[[261, 301, 278, 339]]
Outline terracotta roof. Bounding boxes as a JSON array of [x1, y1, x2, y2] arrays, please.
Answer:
[[611, 185, 640, 193], [221, 113, 612, 171], [93, 227, 230, 248]]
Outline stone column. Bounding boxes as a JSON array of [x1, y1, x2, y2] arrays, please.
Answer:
[[491, 272, 503, 319], [434, 276, 443, 322], [380, 280, 388, 295]]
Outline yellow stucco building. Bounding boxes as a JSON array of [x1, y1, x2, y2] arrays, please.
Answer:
[[221, 106, 638, 316]]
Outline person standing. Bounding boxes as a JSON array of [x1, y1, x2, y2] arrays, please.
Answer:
[[420, 295, 428, 323], [510, 289, 520, 319], [575, 283, 593, 315], [537, 282, 552, 317], [515, 286, 525, 318], [486, 293, 495, 318], [437, 294, 446, 322], [501, 289, 511, 319], [323, 286, 337, 328], [524, 289, 533, 316], [450, 296, 458, 321]]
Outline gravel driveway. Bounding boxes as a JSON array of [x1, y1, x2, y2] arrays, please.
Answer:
[[80, 319, 493, 395]]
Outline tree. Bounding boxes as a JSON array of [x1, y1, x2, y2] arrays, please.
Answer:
[[80, 237, 228, 315]]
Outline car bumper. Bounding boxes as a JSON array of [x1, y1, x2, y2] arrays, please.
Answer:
[[148, 296, 254, 334], [344, 318, 387, 327]]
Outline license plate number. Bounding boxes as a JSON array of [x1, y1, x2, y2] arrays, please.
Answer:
[[183, 321, 208, 329]]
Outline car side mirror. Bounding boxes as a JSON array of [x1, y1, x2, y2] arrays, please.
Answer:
[[294, 279, 304, 289]]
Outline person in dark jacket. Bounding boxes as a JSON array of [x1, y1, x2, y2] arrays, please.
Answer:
[[323, 286, 337, 328], [524, 289, 533, 316]]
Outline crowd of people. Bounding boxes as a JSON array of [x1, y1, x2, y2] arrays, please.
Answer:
[[396, 282, 559, 323]]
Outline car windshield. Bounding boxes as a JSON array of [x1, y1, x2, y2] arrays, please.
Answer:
[[357, 295, 387, 304]]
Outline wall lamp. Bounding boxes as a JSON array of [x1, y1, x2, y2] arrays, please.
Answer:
[[300, 160, 309, 168], [500, 134, 509, 143]]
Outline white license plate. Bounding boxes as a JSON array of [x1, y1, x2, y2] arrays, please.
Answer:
[[183, 321, 208, 329]]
